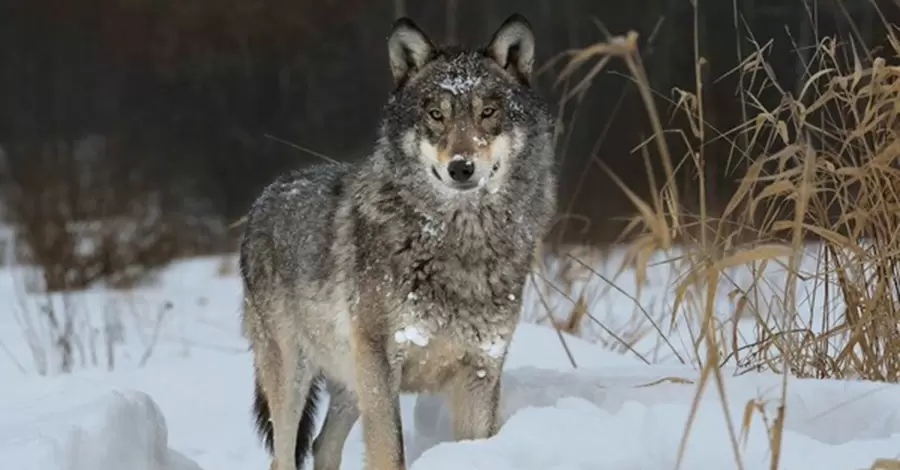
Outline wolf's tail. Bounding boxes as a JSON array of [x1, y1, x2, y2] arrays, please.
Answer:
[[252, 375, 321, 468]]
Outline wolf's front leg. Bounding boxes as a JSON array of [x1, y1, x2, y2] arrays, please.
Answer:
[[349, 321, 406, 470], [446, 360, 503, 440]]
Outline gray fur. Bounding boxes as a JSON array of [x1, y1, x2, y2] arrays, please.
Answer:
[[240, 13, 557, 470]]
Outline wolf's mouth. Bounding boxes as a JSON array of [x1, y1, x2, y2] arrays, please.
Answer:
[[431, 162, 502, 191], [453, 182, 479, 191]]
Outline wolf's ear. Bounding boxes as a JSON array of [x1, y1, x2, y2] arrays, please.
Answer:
[[388, 17, 437, 87], [486, 14, 536, 85]]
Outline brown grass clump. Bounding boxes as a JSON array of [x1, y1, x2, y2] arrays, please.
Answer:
[[549, 4, 900, 470]]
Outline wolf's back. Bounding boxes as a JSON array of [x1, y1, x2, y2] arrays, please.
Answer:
[[239, 161, 353, 300]]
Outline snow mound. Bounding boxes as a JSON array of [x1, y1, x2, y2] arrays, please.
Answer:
[[410, 367, 900, 470], [410, 323, 900, 469], [0, 387, 201, 470], [411, 395, 900, 470]]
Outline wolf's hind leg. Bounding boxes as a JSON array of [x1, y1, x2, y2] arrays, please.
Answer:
[[312, 380, 360, 470], [268, 347, 318, 470]]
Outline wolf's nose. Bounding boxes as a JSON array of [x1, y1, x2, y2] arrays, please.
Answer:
[[447, 159, 475, 183]]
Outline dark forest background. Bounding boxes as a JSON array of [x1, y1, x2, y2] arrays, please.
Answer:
[[0, 0, 897, 290]]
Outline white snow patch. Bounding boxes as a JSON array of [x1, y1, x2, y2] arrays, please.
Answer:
[[395, 325, 431, 347], [422, 221, 441, 237], [439, 76, 481, 96], [480, 337, 507, 359]]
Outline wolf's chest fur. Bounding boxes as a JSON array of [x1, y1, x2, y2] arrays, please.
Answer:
[[353, 201, 533, 388]]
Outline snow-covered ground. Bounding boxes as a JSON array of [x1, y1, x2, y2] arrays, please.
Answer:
[[1, 248, 899, 469]]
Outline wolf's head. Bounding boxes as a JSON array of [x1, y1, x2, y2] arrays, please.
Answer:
[[378, 14, 554, 201]]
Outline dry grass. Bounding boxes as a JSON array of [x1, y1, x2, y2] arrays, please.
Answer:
[[7, 266, 176, 375], [544, 2, 900, 469]]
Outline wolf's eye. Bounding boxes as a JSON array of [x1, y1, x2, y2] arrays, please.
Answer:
[[428, 109, 444, 121], [480, 107, 497, 119]]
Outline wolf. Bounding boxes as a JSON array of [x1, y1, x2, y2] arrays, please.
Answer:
[[239, 13, 557, 470]]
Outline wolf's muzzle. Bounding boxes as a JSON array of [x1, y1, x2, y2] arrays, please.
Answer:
[[433, 154, 500, 192]]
